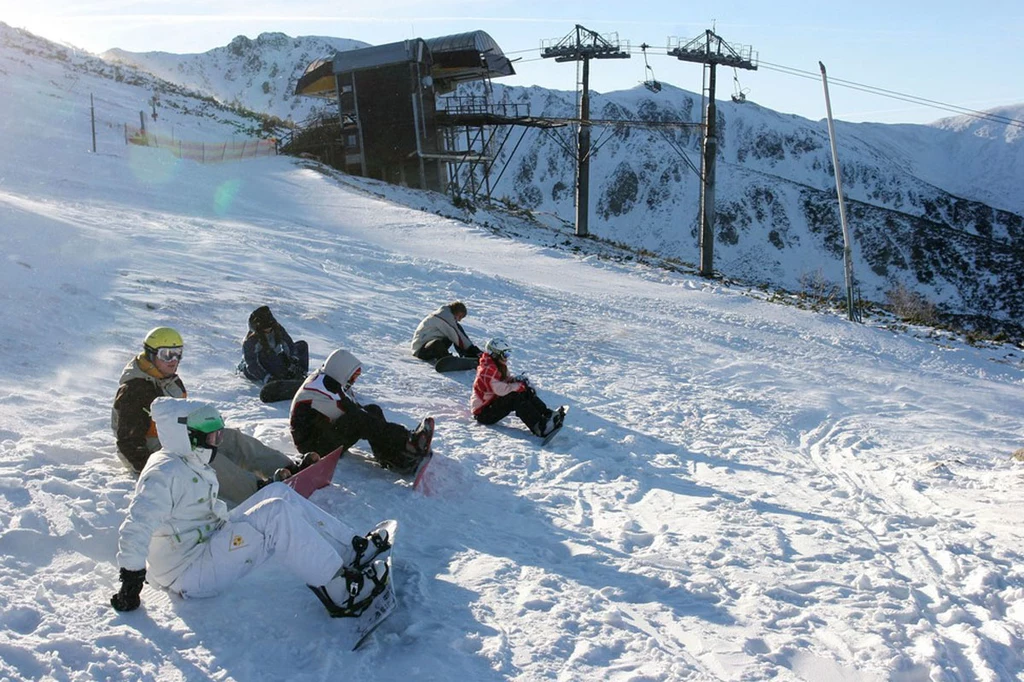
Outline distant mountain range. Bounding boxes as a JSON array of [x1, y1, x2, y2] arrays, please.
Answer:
[[32, 28, 1024, 331]]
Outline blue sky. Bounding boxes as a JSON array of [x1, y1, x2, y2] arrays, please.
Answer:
[[5, 0, 1023, 124]]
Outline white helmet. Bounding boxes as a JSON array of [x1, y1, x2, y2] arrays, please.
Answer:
[[485, 337, 511, 359]]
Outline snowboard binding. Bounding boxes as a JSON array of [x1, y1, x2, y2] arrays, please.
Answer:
[[309, 559, 390, 618], [351, 525, 392, 570]]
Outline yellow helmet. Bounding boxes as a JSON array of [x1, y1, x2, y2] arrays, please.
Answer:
[[143, 327, 183, 353]]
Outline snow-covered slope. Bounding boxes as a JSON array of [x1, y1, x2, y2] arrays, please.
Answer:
[[3, 20, 1024, 682]]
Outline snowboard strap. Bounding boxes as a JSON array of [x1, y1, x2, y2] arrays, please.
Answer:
[[351, 528, 391, 570], [308, 566, 388, 619]]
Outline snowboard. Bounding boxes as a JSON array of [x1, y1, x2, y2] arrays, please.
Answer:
[[259, 378, 305, 403], [434, 355, 479, 373], [284, 447, 342, 498], [313, 519, 398, 649], [412, 448, 434, 493], [351, 579, 397, 649], [541, 406, 570, 446]]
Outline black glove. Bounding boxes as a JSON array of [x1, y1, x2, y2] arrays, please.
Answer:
[[110, 567, 146, 612], [464, 345, 482, 358]]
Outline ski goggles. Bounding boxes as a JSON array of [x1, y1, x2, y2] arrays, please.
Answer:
[[154, 347, 183, 362], [203, 429, 225, 448]]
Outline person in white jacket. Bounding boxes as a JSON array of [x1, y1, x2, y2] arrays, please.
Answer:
[[110, 397, 390, 618]]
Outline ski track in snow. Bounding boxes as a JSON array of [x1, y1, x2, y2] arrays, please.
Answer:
[[2, 38, 1024, 682]]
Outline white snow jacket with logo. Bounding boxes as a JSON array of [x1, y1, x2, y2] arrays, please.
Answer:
[[115, 397, 229, 589]]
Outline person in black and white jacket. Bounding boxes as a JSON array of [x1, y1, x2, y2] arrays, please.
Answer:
[[290, 349, 434, 475]]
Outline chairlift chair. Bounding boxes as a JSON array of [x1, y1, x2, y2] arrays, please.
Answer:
[[640, 43, 662, 93], [731, 69, 749, 103]]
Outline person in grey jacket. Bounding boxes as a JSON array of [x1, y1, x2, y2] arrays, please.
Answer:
[[110, 397, 390, 618], [410, 301, 481, 363]]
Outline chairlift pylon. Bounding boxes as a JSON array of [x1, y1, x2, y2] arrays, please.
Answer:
[[731, 68, 749, 103], [640, 43, 662, 93]]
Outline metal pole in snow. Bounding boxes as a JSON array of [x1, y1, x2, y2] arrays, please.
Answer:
[[90, 94, 97, 153], [820, 61, 859, 322], [576, 56, 591, 238]]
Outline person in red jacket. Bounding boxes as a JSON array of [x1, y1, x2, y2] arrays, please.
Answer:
[[471, 337, 564, 438]]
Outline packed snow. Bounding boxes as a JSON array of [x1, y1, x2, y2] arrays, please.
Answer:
[[2, 24, 1024, 682]]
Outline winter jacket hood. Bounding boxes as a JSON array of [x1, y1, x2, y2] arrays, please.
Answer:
[[322, 348, 361, 387], [248, 305, 277, 332], [149, 396, 217, 464]]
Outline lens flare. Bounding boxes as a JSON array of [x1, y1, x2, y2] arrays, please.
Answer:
[[214, 179, 242, 215]]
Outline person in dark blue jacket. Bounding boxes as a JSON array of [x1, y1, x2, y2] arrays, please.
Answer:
[[239, 306, 309, 384]]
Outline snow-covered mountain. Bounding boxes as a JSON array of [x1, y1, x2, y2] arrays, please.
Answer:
[[468, 82, 1024, 330], [102, 32, 368, 122], [38, 27, 1024, 331]]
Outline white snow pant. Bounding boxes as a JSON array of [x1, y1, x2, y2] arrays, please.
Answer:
[[168, 483, 358, 599]]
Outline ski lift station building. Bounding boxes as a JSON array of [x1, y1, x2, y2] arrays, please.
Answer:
[[294, 31, 516, 192]]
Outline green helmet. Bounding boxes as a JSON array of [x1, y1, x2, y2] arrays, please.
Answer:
[[144, 327, 183, 352], [182, 404, 225, 451]]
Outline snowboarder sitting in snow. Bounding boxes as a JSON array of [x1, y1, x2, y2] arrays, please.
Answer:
[[410, 301, 482, 363], [238, 305, 309, 384], [111, 326, 313, 506], [290, 348, 434, 475], [472, 337, 564, 439], [110, 397, 390, 619]]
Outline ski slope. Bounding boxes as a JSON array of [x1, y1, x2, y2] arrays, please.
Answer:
[[2, 30, 1024, 682]]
